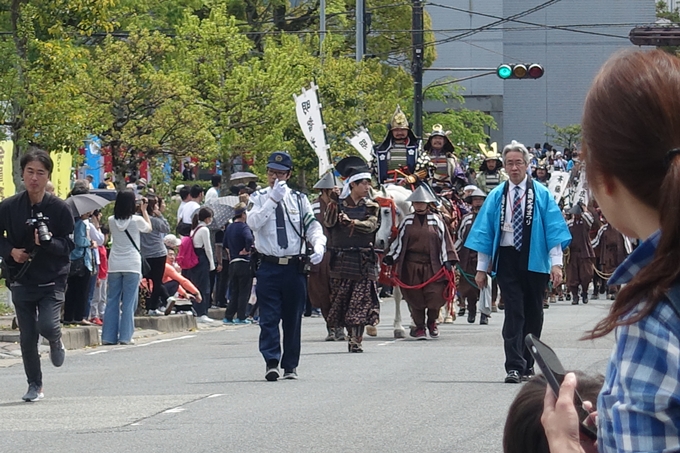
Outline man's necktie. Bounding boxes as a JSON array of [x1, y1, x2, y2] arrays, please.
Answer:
[[512, 186, 523, 251], [275, 202, 288, 249]]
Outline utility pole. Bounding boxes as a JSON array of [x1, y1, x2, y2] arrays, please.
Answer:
[[320, 0, 326, 56], [412, 0, 424, 139], [356, 0, 365, 61]]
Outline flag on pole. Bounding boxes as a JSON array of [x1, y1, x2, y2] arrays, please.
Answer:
[[346, 127, 374, 164], [294, 82, 332, 177], [0, 141, 15, 200]]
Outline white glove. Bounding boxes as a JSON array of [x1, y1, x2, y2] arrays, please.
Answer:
[[270, 179, 287, 203], [309, 243, 325, 265]]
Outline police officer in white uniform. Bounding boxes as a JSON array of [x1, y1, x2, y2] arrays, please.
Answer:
[[247, 151, 326, 381]]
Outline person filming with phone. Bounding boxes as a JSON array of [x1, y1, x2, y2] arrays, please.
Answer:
[[542, 49, 680, 453], [246, 151, 326, 382], [0, 150, 75, 402]]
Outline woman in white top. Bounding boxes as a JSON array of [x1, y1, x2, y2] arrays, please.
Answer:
[[188, 207, 215, 323], [102, 190, 152, 345]]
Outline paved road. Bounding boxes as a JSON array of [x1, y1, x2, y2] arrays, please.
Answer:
[[0, 297, 614, 453]]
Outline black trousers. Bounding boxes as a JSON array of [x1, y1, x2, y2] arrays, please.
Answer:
[[225, 261, 253, 321], [12, 284, 64, 388], [496, 247, 549, 374], [64, 272, 92, 322], [145, 255, 167, 310], [215, 258, 230, 307]]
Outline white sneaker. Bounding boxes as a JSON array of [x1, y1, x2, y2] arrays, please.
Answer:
[[198, 315, 215, 323]]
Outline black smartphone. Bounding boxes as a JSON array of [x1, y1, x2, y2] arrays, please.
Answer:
[[525, 334, 598, 440]]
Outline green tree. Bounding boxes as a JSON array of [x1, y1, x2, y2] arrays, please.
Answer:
[[79, 30, 217, 188], [545, 122, 582, 150], [657, 1, 680, 22], [0, 0, 117, 186]]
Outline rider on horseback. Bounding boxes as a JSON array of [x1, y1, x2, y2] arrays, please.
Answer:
[[373, 105, 419, 184], [417, 124, 468, 191]]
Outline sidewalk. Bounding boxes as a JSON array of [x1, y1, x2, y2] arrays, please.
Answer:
[[0, 309, 255, 362]]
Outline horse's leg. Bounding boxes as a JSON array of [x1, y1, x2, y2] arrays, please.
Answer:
[[393, 287, 406, 338]]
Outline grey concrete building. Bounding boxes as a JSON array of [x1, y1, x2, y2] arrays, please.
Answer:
[[424, 0, 656, 148]]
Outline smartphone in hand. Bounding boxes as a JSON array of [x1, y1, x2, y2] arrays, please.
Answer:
[[525, 334, 598, 440]]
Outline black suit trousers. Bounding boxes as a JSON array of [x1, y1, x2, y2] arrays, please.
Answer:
[[496, 246, 549, 374]]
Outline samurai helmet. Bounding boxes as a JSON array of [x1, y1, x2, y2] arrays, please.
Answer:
[[405, 185, 438, 203], [478, 142, 501, 161], [313, 172, 337, 190], [389, 105, 410, 130]]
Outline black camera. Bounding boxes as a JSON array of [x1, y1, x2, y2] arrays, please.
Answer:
[[27, 212, 52, 245]]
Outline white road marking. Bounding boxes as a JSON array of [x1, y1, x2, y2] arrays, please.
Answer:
[[87, 335, 196, 354], [207, 394, 224, 398], [377, 340, 397, 346], [136, 335, 196, 347], [163, 407, 186, 414]]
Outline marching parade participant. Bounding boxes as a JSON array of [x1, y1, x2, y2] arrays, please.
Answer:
[[591, 216, 631, 300], [308, 172, 343, 341], [531, 159, 551, 187], [384, 185, 458, 339], [418, 124, 467, 190], [246, 151, 326, 381], [465, 140, 571, 383], [323, 157, 381, 353], [374, 106, 418, 184], [476, 143, 508, 194], [455, 187, 488, 325], [565, 203, 595, 305]]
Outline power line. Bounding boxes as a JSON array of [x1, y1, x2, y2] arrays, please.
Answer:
[[366, 0, 566, 59], [425, 0, 566, 46], [427, 2, 629, 40]]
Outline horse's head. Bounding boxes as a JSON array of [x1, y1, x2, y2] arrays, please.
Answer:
[[374, 196, 399, 252]]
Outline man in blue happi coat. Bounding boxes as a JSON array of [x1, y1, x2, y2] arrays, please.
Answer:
[[465, 140, 571, 384]]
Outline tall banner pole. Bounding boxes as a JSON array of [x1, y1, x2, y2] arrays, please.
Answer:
[[294, 82, 333, 177]]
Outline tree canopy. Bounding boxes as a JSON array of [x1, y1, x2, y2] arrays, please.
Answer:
[[0, 0, 495, 191]]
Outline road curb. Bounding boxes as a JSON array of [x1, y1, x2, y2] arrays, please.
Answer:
[[0, 314, 196, 350], [134, 314, 197, 332]]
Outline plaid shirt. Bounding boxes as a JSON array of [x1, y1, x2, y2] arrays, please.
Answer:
[[598, 230, 680, 452]]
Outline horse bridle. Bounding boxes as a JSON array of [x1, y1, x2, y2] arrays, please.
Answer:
[[374, 196, 399, 243]]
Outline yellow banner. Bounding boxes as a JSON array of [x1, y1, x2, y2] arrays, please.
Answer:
[[50, 151, 72, 200], [0, 141, 15, 201]]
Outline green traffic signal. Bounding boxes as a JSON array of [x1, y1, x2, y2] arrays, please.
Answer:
[[497, 63, 544, 80], [497, 64, 513, 79]]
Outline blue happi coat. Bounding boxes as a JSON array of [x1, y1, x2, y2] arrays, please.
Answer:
[[464, 179, 571, 274]]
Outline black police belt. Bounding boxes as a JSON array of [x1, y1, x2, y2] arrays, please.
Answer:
[[260, 254, 305, 266]]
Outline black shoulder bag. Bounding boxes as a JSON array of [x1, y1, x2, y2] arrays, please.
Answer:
[[124, 229, 152, 277]]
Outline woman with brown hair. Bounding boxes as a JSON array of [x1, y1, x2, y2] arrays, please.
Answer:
[[542, 49, 680, 452]]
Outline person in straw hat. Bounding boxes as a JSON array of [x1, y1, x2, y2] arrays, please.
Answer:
[[565, 202, 595, 305], [455, 187, 489, 325], [308, 172, 344, 342], [384, 185, 458, 339]]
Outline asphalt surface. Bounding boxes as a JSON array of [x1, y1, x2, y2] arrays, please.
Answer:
[[0, 296, 614, 453]]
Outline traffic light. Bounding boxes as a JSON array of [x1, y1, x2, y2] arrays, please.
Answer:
[[629, 27, 680, 46], [497, 64, 544, 80]]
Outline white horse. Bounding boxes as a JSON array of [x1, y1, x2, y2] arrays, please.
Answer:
[[370, 185, 412, 339]]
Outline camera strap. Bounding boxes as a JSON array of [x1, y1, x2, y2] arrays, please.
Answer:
[[4, 249, 38, 283]]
